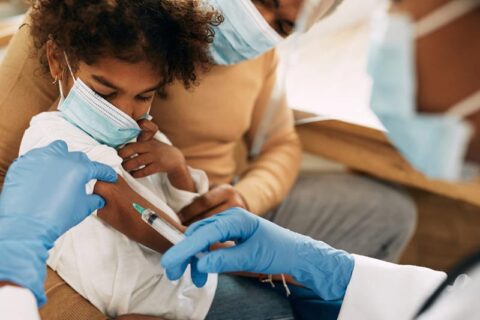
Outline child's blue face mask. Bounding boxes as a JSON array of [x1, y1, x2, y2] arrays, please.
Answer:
[[367, 0, 480, 181], [57, 53, 141, 148]]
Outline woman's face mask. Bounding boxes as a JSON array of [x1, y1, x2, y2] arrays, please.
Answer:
[[207, 0, 343, 65], [57, 53, 143, 148], [207, 0, 283, 65]]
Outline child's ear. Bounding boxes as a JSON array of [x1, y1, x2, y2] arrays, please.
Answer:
[[46, 40, 64, 81]]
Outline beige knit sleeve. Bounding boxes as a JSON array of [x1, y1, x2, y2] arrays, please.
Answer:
[[0, 15, 58, 187], [234, 49, 302, 215]]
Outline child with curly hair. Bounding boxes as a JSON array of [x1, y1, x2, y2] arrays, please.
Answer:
[[19, 1, 223, 319]]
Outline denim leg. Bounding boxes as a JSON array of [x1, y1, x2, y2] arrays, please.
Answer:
[[206, 275, 294, 320]]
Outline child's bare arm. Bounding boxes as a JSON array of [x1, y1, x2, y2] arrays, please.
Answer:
[[95, 176, 186, 253], [94, 178, 301, 287]]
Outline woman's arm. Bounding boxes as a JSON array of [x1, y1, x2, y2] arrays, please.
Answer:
[[234, 49, 302, 215], [0, 19, 58, 188]]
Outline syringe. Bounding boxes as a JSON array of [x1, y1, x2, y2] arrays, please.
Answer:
[[133, 203, 185, 244], [132, 203, 205, 259]]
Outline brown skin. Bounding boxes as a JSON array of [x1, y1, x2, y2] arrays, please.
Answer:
[[93, 179, 299, 288], [179, 184, 248, 225], [119, 119, 195, 192], [94, 177, 185, 254], [251, 0, 340, 35], [252, 0, 303, 36], [0, 281, 19, 288]]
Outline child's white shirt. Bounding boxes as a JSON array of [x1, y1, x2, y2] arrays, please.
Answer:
[[19, 112, 217, 319]]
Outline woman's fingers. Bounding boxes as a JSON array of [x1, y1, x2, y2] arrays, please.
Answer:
[[179, 188, 228, 223], [186, 202, 235, 225]]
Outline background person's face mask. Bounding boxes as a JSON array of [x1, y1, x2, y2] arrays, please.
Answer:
[[58, 53, 141, 148], [367, 0, 480, 181], [207, 0, 283, 65]]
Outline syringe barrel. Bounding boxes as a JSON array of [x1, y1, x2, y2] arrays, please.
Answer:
[[140, 210, 185, 245]]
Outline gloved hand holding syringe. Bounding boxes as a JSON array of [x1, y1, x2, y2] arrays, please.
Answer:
[[134, 203, 295, 293], [132, 203, 205, 259]]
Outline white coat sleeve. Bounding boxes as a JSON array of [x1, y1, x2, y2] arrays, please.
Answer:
[[338, 254, 447, 320], [0, 286, 40, 320], [419, 268, 480, 320]]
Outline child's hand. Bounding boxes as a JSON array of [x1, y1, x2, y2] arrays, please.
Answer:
[[136, 119, 158, 142], [118, 120, 194, 191]]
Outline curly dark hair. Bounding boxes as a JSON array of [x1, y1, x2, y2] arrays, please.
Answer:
[[29, 0, 223, 92]]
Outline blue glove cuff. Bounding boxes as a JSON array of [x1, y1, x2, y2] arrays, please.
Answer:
[[292, 237, 355, 301], [0, 240, 48, 306]]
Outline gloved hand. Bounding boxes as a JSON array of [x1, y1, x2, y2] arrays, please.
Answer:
[[0, 140, 117, 306], [161, 208, 355, 300]]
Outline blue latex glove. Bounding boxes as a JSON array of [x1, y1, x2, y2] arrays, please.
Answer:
[[161, 208, 355, 300], [0, 140, 117, 306]]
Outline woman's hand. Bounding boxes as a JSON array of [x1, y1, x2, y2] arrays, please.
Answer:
[[118, 119, 195, 191], [179, 184, 247, 225]]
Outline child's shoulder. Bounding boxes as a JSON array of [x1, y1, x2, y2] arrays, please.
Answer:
[[27, 111, 95, 140], [30, 111, 74, 128], [20, 111, 105, 156]]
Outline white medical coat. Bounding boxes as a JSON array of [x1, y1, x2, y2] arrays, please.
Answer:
[[2, 254, 480, 320]]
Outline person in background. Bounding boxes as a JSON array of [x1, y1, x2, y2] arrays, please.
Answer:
[[0, 0, 416, 318], [368, 0, 480, 180], [392, 0, 480, 162]]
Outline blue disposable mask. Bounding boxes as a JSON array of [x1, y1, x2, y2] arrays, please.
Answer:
[[367, 1, 480, 181], [57, 54, 141, 148], [207, 0, 282, 65]]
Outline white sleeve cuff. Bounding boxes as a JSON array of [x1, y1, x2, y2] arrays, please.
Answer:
[[339, 255, 447, 320], [164, 167, 209, 213], [0, 286, 40, 320]]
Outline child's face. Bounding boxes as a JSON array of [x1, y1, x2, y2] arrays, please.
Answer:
[[47, 43, 161, 120], [71, 58, 161, 120]]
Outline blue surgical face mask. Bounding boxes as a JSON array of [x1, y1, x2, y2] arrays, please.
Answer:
[[207, 0, 282, 65], [57, 54, 141, 148], [367, 3, 479, 181]]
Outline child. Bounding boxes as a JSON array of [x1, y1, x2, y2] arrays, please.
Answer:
[[19, 0, 222, 319]]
